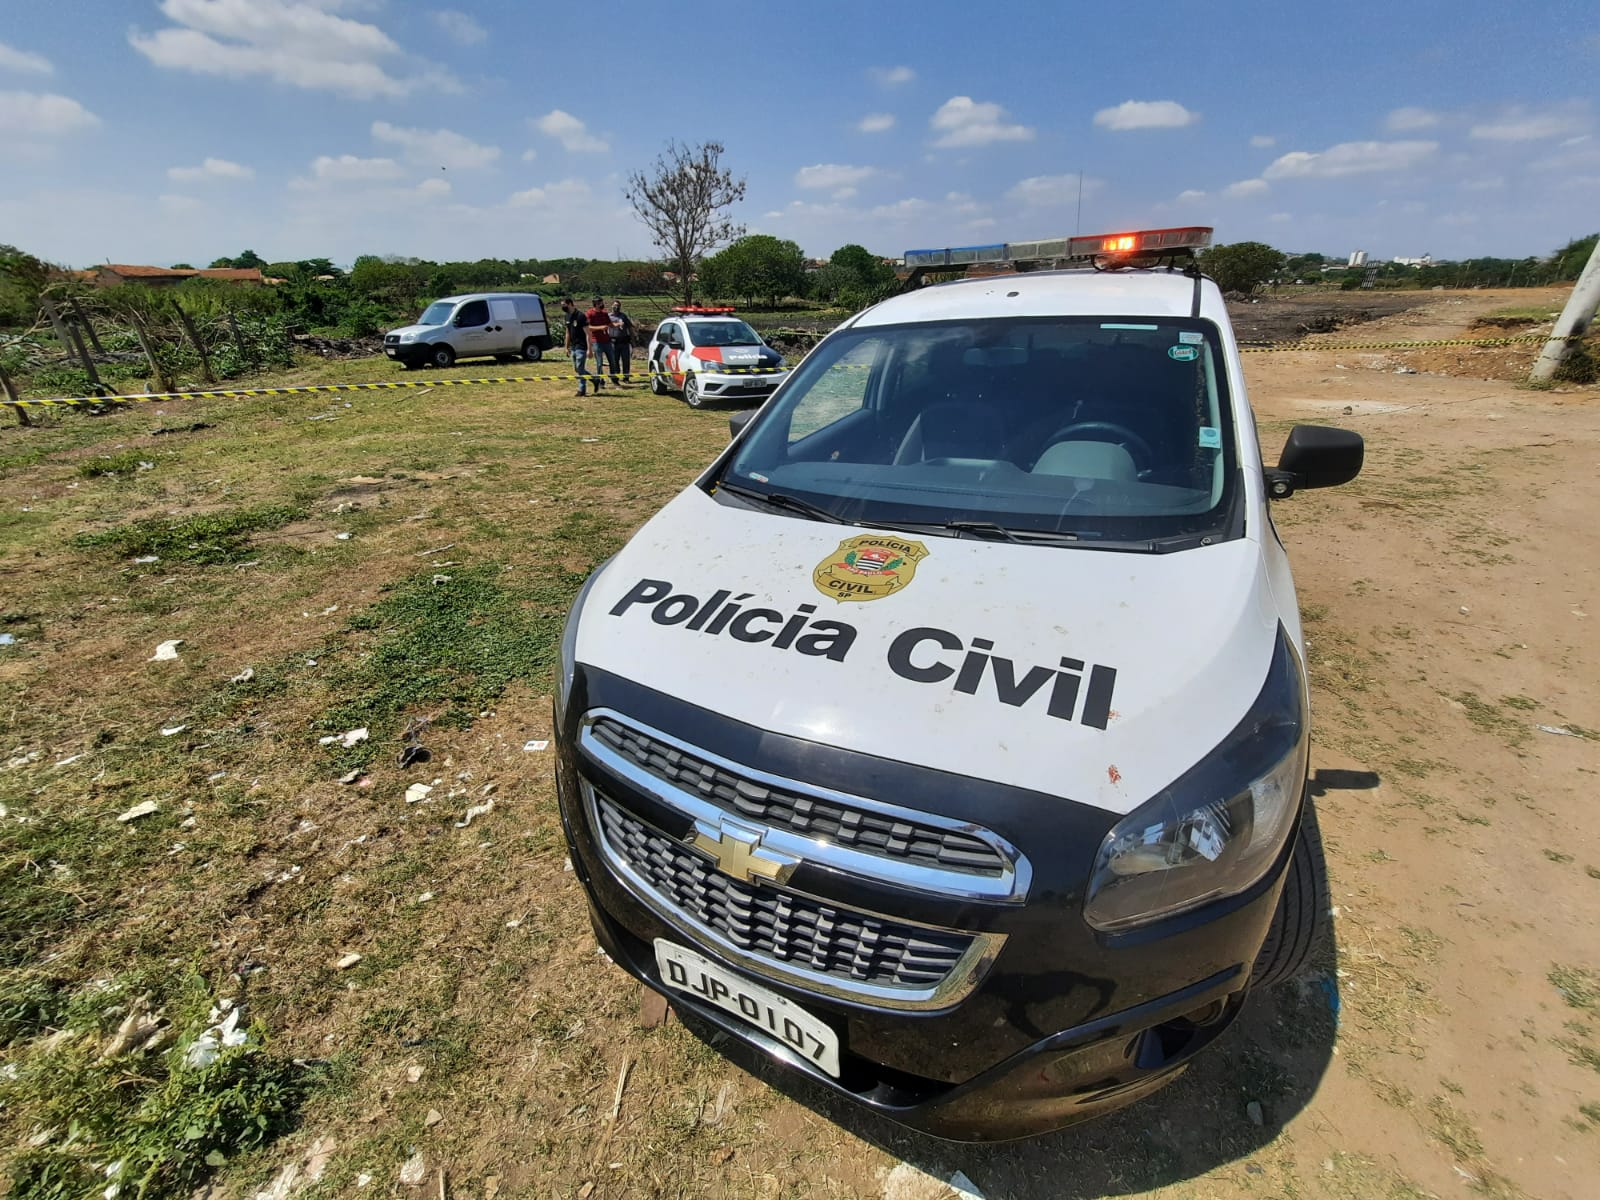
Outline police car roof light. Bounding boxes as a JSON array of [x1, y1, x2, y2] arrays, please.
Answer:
[[903, 227, 1212, 271], [672, 305, 737, 315]]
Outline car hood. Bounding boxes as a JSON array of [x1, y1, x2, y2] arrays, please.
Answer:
[[574, 487, 1280, 816], [387, 324, 437, 339]]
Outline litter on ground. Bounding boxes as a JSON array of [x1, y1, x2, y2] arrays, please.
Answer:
[[117, 800, 160, 823], [405, 783, 433, 804], [149, 639, 183, 661], [454, 798, 495, 828], [184, 1002, 247, 1069], [524, 739, 549, 752], [319, 728, 369, 748], [230, 667, 255, 683]]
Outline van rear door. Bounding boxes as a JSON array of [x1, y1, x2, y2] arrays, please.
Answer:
[[488, 299, 521, 353], [514, 295, 550, 347]]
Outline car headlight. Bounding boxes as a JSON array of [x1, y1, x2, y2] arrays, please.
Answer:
[[553, 558, 611, 728], [1083, 629, 1308, 932], [399, 332, 418, 343]]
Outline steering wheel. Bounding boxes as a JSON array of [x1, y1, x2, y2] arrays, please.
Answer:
[[1036, 421, 1154, 472]]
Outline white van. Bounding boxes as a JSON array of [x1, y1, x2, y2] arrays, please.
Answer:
[[383, 292, 553, 369]]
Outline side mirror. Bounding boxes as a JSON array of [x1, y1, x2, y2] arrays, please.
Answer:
[[1267, 425, 1363, 498], [729, 409, 757, 440]]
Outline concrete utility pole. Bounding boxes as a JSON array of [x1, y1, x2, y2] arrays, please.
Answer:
[[1531, 237, 1600, 383]]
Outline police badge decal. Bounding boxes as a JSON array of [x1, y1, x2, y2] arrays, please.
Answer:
[[812, 535, 929, 602]]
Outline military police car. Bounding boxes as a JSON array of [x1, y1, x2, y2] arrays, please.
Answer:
[[555, 228, 1363, 1140], [647, 306, 786, 407]]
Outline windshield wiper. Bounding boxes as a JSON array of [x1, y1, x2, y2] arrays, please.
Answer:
[[717, 482, 847, 524], [896, 519, 1161, 552]]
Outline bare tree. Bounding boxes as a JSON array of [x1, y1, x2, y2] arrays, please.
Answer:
[[625, 142, 745, 303]]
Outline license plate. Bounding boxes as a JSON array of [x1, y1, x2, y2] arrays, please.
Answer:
[[654, 939, 840, 1076], [384, 349, 396, 357]]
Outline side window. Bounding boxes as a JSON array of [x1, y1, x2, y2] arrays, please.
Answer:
[[662, 323, 681, 347], [456, 299, 489, 326], [787, 338, 881, 443], [489, 299, 518, 323]]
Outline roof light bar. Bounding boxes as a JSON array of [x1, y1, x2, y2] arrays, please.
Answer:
[[672, 305, 737, 315], [904, 226, 1212, 270]]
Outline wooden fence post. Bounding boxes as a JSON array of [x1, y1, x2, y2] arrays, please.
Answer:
[[226, 310, 254, 369], [170, 298, 217, 385], [0, 362, 31, 427], [129, 310, 174, 394], [65, 319, 108, 395], [38, 294, 76, 363], [68, 297, 106, 355]]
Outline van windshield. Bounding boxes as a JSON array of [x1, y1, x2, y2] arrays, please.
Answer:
[[419, 301, 455, 326], [717, 316, 1238, 547]]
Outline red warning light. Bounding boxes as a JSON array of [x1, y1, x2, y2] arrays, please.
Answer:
[[1102, 235, 1138, 253]]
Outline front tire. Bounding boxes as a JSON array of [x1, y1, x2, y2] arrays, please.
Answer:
[[649, 369, 667, 396], [683, 373, 704, 408], [521, 339, 543, 363], [429, 344, 455, 369], [1250, 795, 1330, 988]]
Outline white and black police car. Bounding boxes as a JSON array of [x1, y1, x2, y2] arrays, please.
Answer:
[[646, 306, 786, 408], [555, 227, 1363, 1140]]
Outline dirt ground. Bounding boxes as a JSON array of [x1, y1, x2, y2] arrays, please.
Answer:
[[1, 287, 1597, 1200]]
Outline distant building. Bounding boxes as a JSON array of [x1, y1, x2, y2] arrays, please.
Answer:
[[1391, 255, 1433, 267], [1347, 250, 1369, 268], [88, 264, 266, 288]]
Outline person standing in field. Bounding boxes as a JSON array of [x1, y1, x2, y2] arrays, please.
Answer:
[[563, 296, 602, 396], [586, 295, 617, 386], [609, 300, 634, 383]]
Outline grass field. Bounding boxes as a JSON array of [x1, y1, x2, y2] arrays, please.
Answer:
[[0, 362, 772, 1198]]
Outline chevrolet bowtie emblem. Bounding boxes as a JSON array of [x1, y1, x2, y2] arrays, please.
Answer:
[[691, 827, 798, 886]]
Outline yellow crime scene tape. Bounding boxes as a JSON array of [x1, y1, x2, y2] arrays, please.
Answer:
[[11, 334, 1586, 409]]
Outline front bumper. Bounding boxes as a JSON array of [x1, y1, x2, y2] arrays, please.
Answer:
[[556, 668, 1290, 1141], [384, 342, 430, 365], [692, 370, 784, 399]]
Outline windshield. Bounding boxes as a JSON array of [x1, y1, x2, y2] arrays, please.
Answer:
[[690, 320, 762, 347], [718, 316, 1238, 546], [419, 301, 455, 327]]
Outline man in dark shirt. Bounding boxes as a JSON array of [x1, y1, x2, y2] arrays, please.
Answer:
[[586, 295, 617, 385], [609, 300, 634, 383], [562, 297, 601, 395]]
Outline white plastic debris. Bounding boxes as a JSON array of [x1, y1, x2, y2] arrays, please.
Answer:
[[133, 555, 159, 564], [184, 1003, 247, 1069], [1536, 724, 1584, 738], [336, 953, 362, 970], [230, 667, 255, 684], [405, 783, 433, 804], [398, 1152, 427, 1187], [417, 892, 434, 903], [431, 574, 452, 585], [319, 727, 369, 748], [454, 798, 496, 828], [0, 633, 14, 646], [149, 639, 183, 661], [523, 739, 549, 752], [54, 754, 83, 768], [160, 725, 187, 737], [117, 800, 160, 823], [356, 1174, 373, 1189], [334, 532, 352, 541], [338, 769, 362, 785]]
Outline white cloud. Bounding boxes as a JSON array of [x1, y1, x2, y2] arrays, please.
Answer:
[[1093, 100, 1199, 131], [1224, 178, 1269, 197], [1470, 104, 1590, 141], [945, 191, 980, 214], [1262, 140, 1438, 179], [1249, 135, 1276, 148], [929, 96, 1033, 148], [857, 112, 895, 133], [308, 153, 404, 182], [520, 148, 538, 162], [870, 65, 915, 86], [534, 108, 608, 152], [371, 120, 499, 168], [966, 217, 997, 229], [158, 193, 205, 216], [432, 10, 486, 45], [416, 177, 451, 198], [1268, 212, 1292, 222], [833, 187, 858, 200], [795, 163, 877, 190], [868, 197, 930, 220], [1005, 174, 1105, 206], [508, 178, 593, 208], [1385, 106, 1440, 132], [128, 0, 452, 100], [0, 41, 54, 75], [167, 156, 254, 182], [0, 90, 100, 136], [1177, 188, 1207, 201]]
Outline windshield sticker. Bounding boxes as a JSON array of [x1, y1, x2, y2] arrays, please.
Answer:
[[1178, 331, 1204, 344], [606, 577, 1119, 729], [812, 535, 928, 603], [748, 472, 770, 483], [1100, 323, 1158, 331], [1198, 426, 1222, 449], [1167, 345, 1199, 363]]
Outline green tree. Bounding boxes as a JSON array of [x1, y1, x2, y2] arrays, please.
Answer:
[[829, 244, 895, 290], [170, 262, 195, 270], [1199, 241, 1287, 295], [1552, 234, 1598, 281], [701, 235, 805, 306], [625, 141, 746, 303]]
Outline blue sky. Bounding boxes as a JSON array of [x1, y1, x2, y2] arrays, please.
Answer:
[[3, 0, 1596, 269]]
